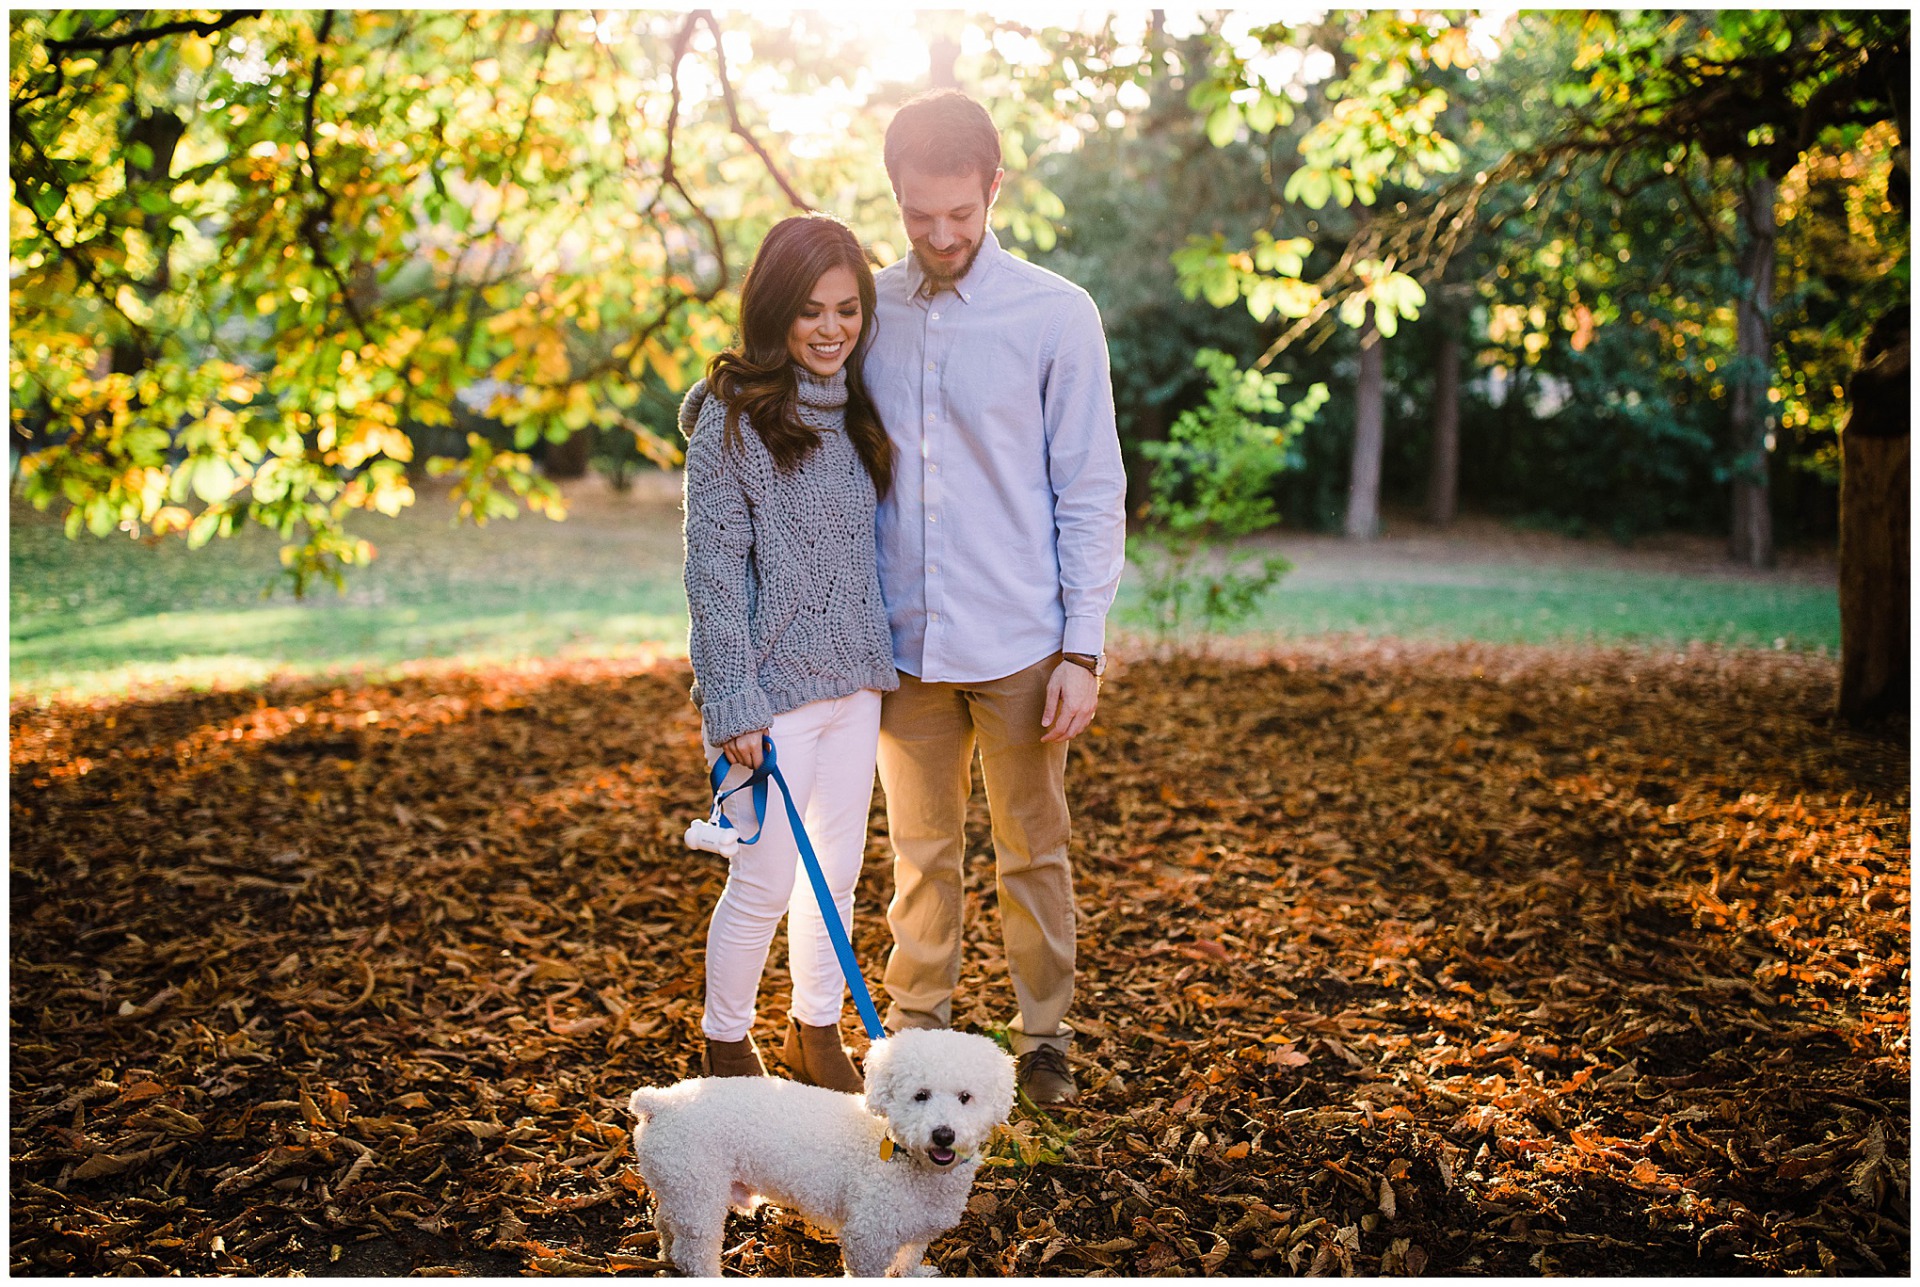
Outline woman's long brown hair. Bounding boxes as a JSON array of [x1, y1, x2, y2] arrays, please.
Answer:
[[705, 214, 893, 498]]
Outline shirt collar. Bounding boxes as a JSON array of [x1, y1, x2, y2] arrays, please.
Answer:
[[908, 226, 1004, 305]]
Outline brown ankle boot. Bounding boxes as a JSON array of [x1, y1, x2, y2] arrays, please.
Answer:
[[782, 1018, 864, 1094], [700, 1034, 765, 1078]]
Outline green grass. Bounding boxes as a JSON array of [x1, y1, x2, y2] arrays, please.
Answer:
[[10, 485, 1839, 701], [9, 485, 690, 699], [1114, 571, 1840, 653]]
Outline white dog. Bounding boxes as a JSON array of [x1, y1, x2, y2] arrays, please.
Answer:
[[627, 1028, 1016, 1277]]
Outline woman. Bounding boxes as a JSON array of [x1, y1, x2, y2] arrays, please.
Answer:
[[679, 213, 896, 1092]]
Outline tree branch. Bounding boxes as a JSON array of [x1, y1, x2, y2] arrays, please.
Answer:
[[652, 13, 730, 294], [45, 10, 260, 57], [446, 15, 561, 354], [695, 10, 812, 212], [297, 10, 373, 341], [8, 106, 153, 344], [659, 12, 699, 193]]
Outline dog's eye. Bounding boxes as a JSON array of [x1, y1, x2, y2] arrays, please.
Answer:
[[913, 1090, 930, 1102], [958, 1092, 972, 1104]]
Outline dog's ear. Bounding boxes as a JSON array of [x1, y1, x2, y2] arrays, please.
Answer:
[[989, 1048, 1017, 1119], [861, 1037, 895, 1115]]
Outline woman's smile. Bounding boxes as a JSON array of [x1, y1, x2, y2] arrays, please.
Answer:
[[788, 264, 862, 377]]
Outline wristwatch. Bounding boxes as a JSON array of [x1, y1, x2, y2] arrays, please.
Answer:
[[1061, 651, 1107, 678]]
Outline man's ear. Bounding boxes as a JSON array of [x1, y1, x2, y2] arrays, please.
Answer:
[[985, 168, 1004, 211]]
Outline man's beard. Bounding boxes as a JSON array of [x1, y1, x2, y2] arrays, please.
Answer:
[[912, 237, 983, 288]]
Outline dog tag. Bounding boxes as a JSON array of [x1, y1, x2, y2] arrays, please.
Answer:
[[879, 1137, 895, 1161]]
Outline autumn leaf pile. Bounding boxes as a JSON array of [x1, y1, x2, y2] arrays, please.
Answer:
[[10, 643, 1908, 1276]]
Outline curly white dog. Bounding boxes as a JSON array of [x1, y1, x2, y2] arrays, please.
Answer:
[[627, 1028, 1016, 1277]]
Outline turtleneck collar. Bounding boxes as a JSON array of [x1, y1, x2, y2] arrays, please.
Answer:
[[795, 364, 850, 410]]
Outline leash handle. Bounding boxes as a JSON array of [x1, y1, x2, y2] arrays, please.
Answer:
[[707, 753, 770, 843], [706, 736, 887, 1042]]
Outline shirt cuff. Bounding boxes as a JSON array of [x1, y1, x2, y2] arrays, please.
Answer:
[[1062, 614, 1106, 658]]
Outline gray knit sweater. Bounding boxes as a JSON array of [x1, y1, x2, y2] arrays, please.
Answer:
[[680, 366, 898, 745]]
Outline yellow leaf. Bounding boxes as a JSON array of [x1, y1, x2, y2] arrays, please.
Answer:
[[371, 478, 415, 517], [643, 340, 683, 387], [536, 342, 571, 384], [178, 35, 213, 71], [561, 384, 593, 431]]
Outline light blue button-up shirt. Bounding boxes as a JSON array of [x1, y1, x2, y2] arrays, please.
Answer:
[[865, 228, 1127, 683]]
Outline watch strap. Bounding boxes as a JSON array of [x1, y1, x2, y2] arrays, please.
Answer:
[[1061, 651, 1104, 676]]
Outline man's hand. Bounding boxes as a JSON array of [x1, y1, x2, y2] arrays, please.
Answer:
[[722, 730, 768, 770], [1040, 661, 1099, 743]]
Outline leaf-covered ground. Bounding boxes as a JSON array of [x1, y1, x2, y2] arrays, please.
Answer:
[[10, 643, 1908, 1276]]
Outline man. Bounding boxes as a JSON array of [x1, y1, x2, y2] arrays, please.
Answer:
[[864, 89, 1127, 1105]]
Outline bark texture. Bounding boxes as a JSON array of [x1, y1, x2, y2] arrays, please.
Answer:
[[1729, 172, 1778, 568], [1426, 328, 1461, 526], [1837, 309, 1910, 720], [1346, 315, 1385, 540]]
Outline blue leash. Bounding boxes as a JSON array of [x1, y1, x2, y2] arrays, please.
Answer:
[[706, 735, 886, 1041]]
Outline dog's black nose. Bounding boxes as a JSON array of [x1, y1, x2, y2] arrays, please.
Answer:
[[931, 1126, 955, 1148]]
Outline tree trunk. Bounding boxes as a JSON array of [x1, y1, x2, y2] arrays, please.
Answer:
[[929, 34, 958, 88], [919, 12, 960, 88], [125, 109, 186, 297], [1728, 171, 1777, 567], [542, 425, 593, 480], [1425, 326, 1461, 526], [1345, 311, 1385, 539], [111, 108, 186, 376], [1837, 309, 1910, 720]]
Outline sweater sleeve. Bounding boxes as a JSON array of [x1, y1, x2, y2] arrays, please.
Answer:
[[681, 385, 775, 744]]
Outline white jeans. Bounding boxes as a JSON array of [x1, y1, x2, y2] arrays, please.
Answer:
[[700, 689, 882, 1041]]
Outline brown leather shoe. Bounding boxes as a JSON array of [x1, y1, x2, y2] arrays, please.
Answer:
[[1016, 1044, 1079, 1105], [782, 1018, 864, 1094], [700, 1034, 765, 1078]]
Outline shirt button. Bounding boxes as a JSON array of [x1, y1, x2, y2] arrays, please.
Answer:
[[930, 612, 939, 622], [927, 362, 935, 371], [928, 565, 938, 574], [931, 312, 940, 320], [928, 463, 938, 474], [928, 513, 938, 523], [926, 413, 934, 421]]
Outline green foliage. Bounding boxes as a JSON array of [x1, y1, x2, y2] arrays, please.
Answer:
[[7, 10, 1119, 593], [578, 373, 685, 492], [1127, 349, 1325, 643], [9, 8, 1190, 592], [1455, 11, 1906, 537], [1172, 231, 1317, 320], [11, 10, 758, 591], [1175, 12, 1477, 348], [1162, 8, 1900, 544]]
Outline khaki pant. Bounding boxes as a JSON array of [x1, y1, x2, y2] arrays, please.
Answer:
[[876, 655, 1075, 1054]]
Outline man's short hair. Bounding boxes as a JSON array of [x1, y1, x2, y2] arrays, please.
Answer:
[[883, 89, 1001, 197]]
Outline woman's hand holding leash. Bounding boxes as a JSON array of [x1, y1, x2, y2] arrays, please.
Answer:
[[723, 730, 768, 769]]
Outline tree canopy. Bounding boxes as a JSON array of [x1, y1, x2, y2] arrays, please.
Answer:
[[1160, 9, 1906, 561], [11, 9, 1908, 588], [13, 10, 878, 588]]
